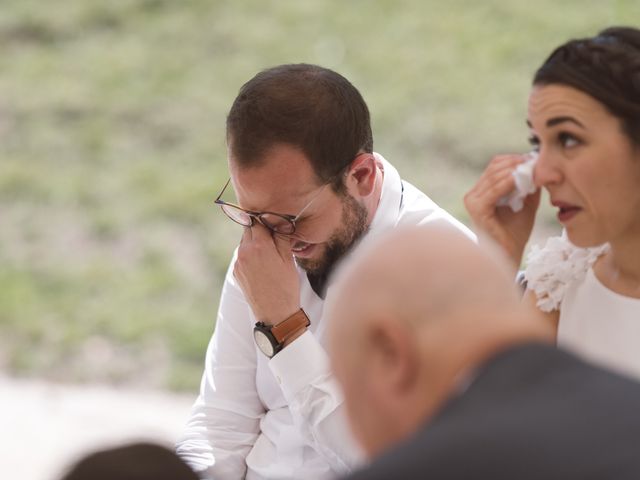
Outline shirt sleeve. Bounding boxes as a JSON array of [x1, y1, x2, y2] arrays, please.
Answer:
[[176, 255, 265, 480], [269, 330, 364, 475]]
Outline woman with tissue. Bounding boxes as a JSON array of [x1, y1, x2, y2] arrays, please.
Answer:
[[465, 26, 640, 380]]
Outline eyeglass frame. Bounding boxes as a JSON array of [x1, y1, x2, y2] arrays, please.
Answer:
[[214, 173, 338, 236], [213, 152, 372, 235]]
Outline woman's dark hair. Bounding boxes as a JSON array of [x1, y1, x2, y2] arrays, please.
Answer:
[[226, 63, 373, 192], [534, 26, 640, 146]]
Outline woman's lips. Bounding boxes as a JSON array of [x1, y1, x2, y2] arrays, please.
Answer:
[[557, 207, 581, 223], [291, 241, 316, 258], [552, 201, 582, 223]]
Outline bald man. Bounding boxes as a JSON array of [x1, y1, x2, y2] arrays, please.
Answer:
[[327, 224, 640, 480]]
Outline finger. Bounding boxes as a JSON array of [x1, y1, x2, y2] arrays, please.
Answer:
[[483, 174, 518, 204], [470, 168, 516, 201], [240, 225, 253, 244], [466, 159, 516, 212], [487, 154, 527, 168], [273, 232, 293, 261], [470, 160, 519, 197], [468, 173, 517, 209], [249, 221, 273, 244], [479, 156, 524, 182]]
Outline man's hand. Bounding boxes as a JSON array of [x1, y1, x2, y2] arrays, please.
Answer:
[[234, 223, 301, 325]]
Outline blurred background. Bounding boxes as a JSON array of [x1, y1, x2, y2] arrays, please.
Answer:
[[1, 0, 638, 477]]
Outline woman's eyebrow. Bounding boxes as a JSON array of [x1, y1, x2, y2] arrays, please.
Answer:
[[546, 116, 586, 128], [526, 117, 586, 129]]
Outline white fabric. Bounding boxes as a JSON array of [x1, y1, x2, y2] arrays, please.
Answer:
[[496, 152, 538, 212], [525, 234, 609, 313], [558, 267, 640, 380], [176, 154, 475, 480], [525, 235, 640, 380]]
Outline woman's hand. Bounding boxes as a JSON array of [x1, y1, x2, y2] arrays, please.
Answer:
[[464, 154, 541, 269]]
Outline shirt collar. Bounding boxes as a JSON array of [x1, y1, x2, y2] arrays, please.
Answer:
[[368, 152, 403, 236]]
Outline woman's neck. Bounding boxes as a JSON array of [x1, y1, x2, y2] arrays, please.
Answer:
[[595, 233, 640, 298]]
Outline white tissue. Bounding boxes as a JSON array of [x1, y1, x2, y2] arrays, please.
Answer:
[[496, 152, 538, 212]]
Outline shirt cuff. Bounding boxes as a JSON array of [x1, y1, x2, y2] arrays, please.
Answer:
[[268, 330, 330, 401]]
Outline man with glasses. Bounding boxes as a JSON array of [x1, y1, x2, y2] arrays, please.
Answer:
[[176, 63, 473, 480]]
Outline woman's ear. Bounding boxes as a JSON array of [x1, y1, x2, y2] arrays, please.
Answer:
[[346, 153, 378, 197]]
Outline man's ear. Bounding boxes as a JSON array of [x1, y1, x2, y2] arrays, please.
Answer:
[[367, 317, 419, 395], [346, 153, 377, 197]]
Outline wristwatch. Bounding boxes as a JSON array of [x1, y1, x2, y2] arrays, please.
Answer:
[[254, 308, 310, 358]]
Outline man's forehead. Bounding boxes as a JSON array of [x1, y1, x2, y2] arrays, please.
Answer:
[[228, 155, 323, 212], [231, 143, 320, 181]]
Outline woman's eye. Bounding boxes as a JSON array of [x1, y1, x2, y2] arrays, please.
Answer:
[[527, 135, 540, 152], [559, 132, 580, 148]]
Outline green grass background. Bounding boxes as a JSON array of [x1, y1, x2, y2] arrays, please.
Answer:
[[1, 0, 638, 390]]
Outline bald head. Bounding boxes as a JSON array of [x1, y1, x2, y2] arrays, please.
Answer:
[[331, 223, 520, 335], [327, 223, 551, 457]]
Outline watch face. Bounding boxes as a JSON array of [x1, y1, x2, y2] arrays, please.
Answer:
[[254, 329, 275, 357]]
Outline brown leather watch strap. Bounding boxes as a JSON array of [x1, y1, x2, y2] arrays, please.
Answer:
[[271, 309, 310, 344]]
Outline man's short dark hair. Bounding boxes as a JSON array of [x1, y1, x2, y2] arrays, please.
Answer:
[[226, 64, 374, 190]]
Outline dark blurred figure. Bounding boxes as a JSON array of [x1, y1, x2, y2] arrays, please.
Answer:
[[59, 442, 199, 480]]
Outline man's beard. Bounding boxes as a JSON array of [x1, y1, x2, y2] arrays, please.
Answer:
[[296, 194, 369, 297]]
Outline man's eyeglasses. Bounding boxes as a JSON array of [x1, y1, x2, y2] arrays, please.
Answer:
[[214, 178, 330, 236]]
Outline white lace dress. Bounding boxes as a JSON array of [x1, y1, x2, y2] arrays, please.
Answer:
[[525, 235, 640, 380]]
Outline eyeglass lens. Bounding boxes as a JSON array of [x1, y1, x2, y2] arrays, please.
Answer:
[[220, 204, 296, 234]]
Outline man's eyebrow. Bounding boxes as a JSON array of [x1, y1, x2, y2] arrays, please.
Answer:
[[526, 117, 586, 129]]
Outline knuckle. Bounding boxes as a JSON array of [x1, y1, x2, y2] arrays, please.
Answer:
[[487, 181, 509, 198], [252, 241, 266, 254], [463, 192, 475, 209], [236, 248, 249, 263]]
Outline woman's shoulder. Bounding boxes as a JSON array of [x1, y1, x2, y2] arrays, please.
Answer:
[[524, 235, 609, 313]]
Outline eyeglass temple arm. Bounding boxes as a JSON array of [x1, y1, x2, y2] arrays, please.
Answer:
[[292, 183, 331, 222], [215, 178, 232, 202]]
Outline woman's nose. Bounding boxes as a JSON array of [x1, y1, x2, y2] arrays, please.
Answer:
[[533, 149, 562, 188]]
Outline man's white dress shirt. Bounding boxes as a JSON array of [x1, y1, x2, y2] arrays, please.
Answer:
[[176, 155, 474, 479]]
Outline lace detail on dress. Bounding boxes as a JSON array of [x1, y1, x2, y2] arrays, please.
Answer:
[[524, 236, 609, 312]]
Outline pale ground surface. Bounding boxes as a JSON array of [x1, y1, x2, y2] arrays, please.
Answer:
[[1, 374, 196, 480]]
